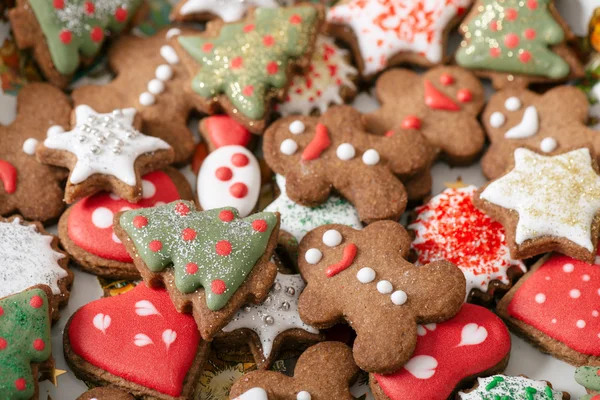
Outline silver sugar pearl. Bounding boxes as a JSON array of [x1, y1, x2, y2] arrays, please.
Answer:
[[281, 301, 290, 311], [285, 287, 295, 296], [273, 282, 281, 292], [263, 315, 274, 325], [126, 130, 136, 139], [87, 116, 96, 124], [81, 124, 91, 132], [90, 145, 101, 154], [243, 305, 252, 312], [263, 296, 272, 305], [112, 146, 122, 154], [96, 136, 106, 144], [114, 139, 124, 146], [112, 109, 123, 117], [77, 135, 86, 143]]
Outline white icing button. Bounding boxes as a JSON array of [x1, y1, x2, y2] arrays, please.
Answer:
[[305, 248, 322, 264], [504, 97, 521, 111], [148, 79, 165, 95], [289, 120, 305, 135], [160, 45, 179, 64], [322, 229, 342, 247], [142, 180, 156, 199], [391, 290, 408, 305], [166, 28, 182, 39], [376, 280, 393, 294], [47, 125, 65, 136], [22, 138, 39, 155], [535, 293, 546, 304], [336, 143, 356, 161], [362, 149, 380, 165], [155, 64, 173, 81], [489, 112, 506, 128], [563, 263, 574, 273], [92, 207, 114, 229], [296, 391, 311, 400], [357, 267, 376, 283], [570, 289, 581, 299], [280, 139, 298, 155], [540, 137, 557, 153], [577, 319, 586, 328], [139, 92, 155, 106]]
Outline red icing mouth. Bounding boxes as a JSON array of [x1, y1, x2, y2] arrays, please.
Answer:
[[0, 160, 17, 194], [301, 123, 331, 161], [424, 80, 460, 111], [326, 243, 358, 277]]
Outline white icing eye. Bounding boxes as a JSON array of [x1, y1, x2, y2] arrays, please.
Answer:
[[289, 120, 305, 135], [22, 138, 39, 155], [391, 290, 408, 305], [336, 143, 356, 161], [322, 229, 342, 247], [155, 65, 173, 81], [47, 125, 65, 136], [504, 97, 521, 111], [357, 267, 375, 283], [280, 139, 298, 155], [139, 92, 155, 106], [540, 137, 557, 153], [376, 280, 393, 294], [148, 79, 165, 95], [362, 149, 380, 165], [92, 207, 114, 229], [296, 391, 311, 400], [489, 112, 506, 128], [305, 248, 322, 264]]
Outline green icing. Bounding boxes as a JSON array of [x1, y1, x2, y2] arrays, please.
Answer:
[[178, 6, 319, 120], [119, 201, 277, 311], [576, 366, 600, 393], [456, 0, 569, 78], [460, 375, 563, 400], [0, 288, 52, 400], [29, 0, 143, 75]]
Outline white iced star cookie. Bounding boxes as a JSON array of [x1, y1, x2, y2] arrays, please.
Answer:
[[220, 272, 320, 368], [38, 105, 174, 204], [171, 0, 280, 23], [474, 148, 600, 263]]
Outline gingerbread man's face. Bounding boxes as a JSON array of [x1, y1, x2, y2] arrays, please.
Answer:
[[262, 105, 432, 223], [366, 66, 485, 165], [481, 86, 597, 179], [297, 222, 466, 373]]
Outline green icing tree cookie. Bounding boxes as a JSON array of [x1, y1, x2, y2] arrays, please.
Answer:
[[456, 0, 569, 79], [177, 6, 320, 120], [0, 288, 52, 400], [119, 201, 277, 311], [28, 0, 143, 75], [459, 375, 564, 400], [575, 366, 600, 400]]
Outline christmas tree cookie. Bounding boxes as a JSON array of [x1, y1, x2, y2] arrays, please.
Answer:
[[458, 375, 567, 399], [174, 5, 323, 133], [575, 366, 600, 400], [455, 0, 584, 88], [114, 200, 280, 339], [0, 286, 55, 400], [9, 0, 145, 87]]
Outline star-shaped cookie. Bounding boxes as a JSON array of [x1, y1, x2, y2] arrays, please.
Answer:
[[474, 148, 600, 263], [37, 105, 174, 204]]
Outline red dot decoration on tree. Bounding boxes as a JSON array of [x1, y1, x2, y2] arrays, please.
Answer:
[[519, 51, 532, 63], [0, 305, 3, 317], [14, 378, 26, 391], [252, 219, 268, 233], [33, 339, 45, 351], [263, 35, 275, 47], [59, 29, 72, 44], [527, 0, 538, 9], [175, 202, 190, 216], [489, 20, 498, 32], [90, 26, 104, 42], [186, 262, 199, 274], [505, 8, 518, 21], [457, 89, 473, 103], [149, 240, 163, 252], [290, 14, 302, 24], [215, 240, 232, 256], [243, 24, 255, 33], [231, 56, 243, 69], [182, 228, 197, 241], [490, 47, 501, 58], [439, 73, 454, 85], [266, 61, 279, 75], [53, 0, 64, 9], [229, 182, 248, 198], [203, 43, 214, 52], [243, 85, 254, 97], [231, 153, 249, 167], [0, 338, 6, 350], [133, 216, 148, 229], [219, 209, 235, 222], [29, 296, 43, 309], [215, 167, 233, 181], [524, 28, 536, 40], [504, 33, 519, 49], [114, 7, 128, 22], [84, 1, 95, 14], [401, 115, 422, 130], [211, 279, 227, 295]]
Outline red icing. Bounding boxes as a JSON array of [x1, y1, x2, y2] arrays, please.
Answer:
[[67, 171, 181, 263], [0, 160, 17, 194], [507, 252, 600, 356], [219, 210, 234, 222], [301, 123, 331, 161], [186, 263, 198, 274], [216, 167, 233, 181], [133, 216, 148, 229], [519, 51, 532, 63], [231, 153, 249, 167], [527, 0, 538, 9], [182, 228, 196, 241], [84, 1, 94, 14], [149, 240, 163, 252], [374, 304, 510, 400], [263, 35, 275, 47], [439, 73, 454, 86], [504, 33, 519, 49], [326, 243, 358, 278], [204, 115, 251, 149], [90, 26, 103, 42], [231, 57, 243, 69], [68, 284, 201, 396], [114, 7, 128, 22], [252, 219, 268, 233], [59, 29, 72, 44], [14, 379, 26, 391], [203, 43, 214, 52], [401, 116, 421, 130], [524, 28, 536, 40], [29, 296, 43, 309], [490, 48, 501, 57], [229, 182, 248, 198], [243, 24, 255, 33], [175, 202, 190, 216], [211, 279, 226, 295], [216, 240, 232, 256], [457, 89, 472, 103], [505, 8, 518, 20], [266, 61, 279, 75], [423, 80, 460, 111], [243, 85, 254, 97], [0, 338, 6, 349], [290, 14, 302, 24], [33, 339, 45, 351]]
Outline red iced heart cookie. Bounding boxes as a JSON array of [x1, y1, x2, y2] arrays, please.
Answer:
[[371, 303, 511, 400], [67, 171, 181, 263], [67, 283, 202, 397]]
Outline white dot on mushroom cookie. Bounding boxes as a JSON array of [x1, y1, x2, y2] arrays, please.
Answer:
[[322, 229, 342, 247]]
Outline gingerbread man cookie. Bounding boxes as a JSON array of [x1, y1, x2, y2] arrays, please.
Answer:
[[481, 86, 600, 179], [0, 83, 71, 224], [297, 221, 465, 373], [263, 106, 433, 223], [229, 341, 359, 400]]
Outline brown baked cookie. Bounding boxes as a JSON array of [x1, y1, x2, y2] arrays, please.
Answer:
[[497, 253, 600, 366], [58, 168, 194, 280], [481, 86, 599, 179], [64, 283, 210, 400], [297, 221, 466, 373], [36, 105, 175, 204], [9, 0, 146, 88], [457, 375, 570, 399], [0, 216, 72, 320], [0, 83, 70, 224], [0, 285, 56, 400], [325, 0, 473, 79], [114, 200, 280, 339], [171, 4, 324, 134], [365, 66, 486, 166], [71, 28, 204, 165], [214, 272, 323, 369], [455, 0, 584, 89], [262, 106, 433, 224], [77, 387, 135, 400], [474, 147, 600, 263], [229, 341, 359, 400], [402, 167, 434, 202]]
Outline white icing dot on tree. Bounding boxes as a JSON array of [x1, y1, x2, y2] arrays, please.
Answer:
[[534, 293, 546, 304], [305, 248, 322, 264], [139, 92, 155, 106], [336, 143, 355, 161], [155, 64, 173, 81], [322, 229, 342, 247], [504, 97, 521, 111], [92, 207, 114, 229], [376, 280, 393, 294], [148, 79, 165, 95], [289, 120, 305, 135], [22, 138, 39, 155], [362, 149, 380, 165], [280, 138, 298, 155], [489, 111, 505, 128], [391, 290, 407, 305], [539, 137, 557, 153], [356, 267, 375, 283]]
